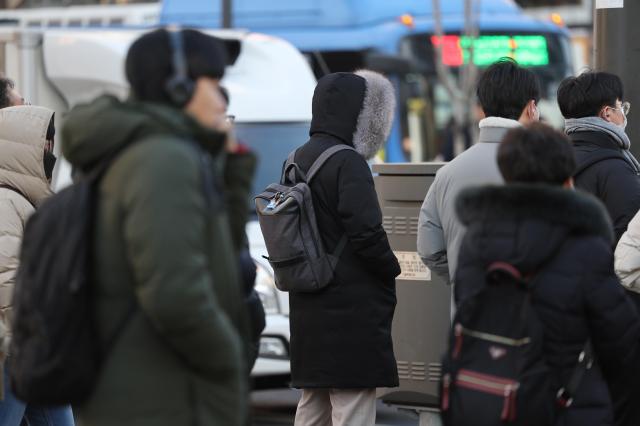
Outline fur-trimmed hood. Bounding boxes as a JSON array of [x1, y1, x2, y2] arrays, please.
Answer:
[[309, 71, 395, 160], [456, 184, 613, 273]]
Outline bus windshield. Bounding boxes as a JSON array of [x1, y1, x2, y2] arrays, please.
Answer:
[[398, 30, 572, 161]]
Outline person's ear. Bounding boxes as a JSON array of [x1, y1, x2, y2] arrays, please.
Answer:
[[599, 106, 611, 122], [530, 101, 537, 119]]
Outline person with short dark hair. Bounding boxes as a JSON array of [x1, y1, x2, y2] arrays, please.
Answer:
[[557, 71, 640, 243], [61, 28, 250, 426], [418, 58, 541, 285], [455, 123, 640, 426], [0, 76, 25, 109]]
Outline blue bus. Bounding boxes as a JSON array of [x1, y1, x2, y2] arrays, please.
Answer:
[[161, 0, 573, 162]]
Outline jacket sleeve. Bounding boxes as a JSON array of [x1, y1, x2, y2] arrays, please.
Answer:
[[122, 142, 243, 380], [615, 211, 640, 293], [598, 159, 640, 244], [417, 176, 450, 281], [223, 149, 257, 252], [0, 196, 33, 349], [336, 154, 400, 281], [583, 237, 640, 375]]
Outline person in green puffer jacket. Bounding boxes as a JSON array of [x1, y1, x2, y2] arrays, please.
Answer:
[[60, 29, 251, 426]]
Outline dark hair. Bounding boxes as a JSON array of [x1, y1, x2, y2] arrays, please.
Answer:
[[0, 76, 15, 109], [557, 71, 623, 118], [125, 28, 227, 105], [46, 113, 55, 143], [498, 123, 576, 185], [477, 58, 541, 120]]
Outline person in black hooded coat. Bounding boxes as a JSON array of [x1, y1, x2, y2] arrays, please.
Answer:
[[454, 123, 640, 426], [288, 71, 401, 425]]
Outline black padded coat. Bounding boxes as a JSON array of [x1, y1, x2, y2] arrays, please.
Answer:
[[287, 73, 401, 388], [455, 184, 640, 426]]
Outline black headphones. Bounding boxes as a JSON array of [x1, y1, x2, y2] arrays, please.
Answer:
[[165, 27, 195, 107]]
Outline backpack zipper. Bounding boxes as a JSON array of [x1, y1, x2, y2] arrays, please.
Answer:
[[457, 324, 531, 347], [456, 369, 519, 422]]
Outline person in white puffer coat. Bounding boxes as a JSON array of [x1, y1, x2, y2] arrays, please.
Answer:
[[615, 213, 640, 301], [0, 105, 75, 425]]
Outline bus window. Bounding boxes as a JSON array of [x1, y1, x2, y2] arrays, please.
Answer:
[[399, 31, 572, 158]]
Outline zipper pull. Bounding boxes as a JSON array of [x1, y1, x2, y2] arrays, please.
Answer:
[[509, 385, 518, 422], [441, 374, 451, 411], [453, 324, 463, 359], [501, 385, 512, 421]]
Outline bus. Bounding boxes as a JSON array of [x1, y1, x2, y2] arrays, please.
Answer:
[[161, 0, 574, 162]]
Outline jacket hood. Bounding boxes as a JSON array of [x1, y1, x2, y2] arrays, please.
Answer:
[[0, 105, 54, 205], [309, 71, 395, 160], [456, 184, 613, 274], [62, 95, 226, 171]]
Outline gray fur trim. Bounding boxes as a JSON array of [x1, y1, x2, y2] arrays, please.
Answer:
[[456, 184, 613, 244], [352, 70, 396, 160]]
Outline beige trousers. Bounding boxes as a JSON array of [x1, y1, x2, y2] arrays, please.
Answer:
[[294, 388, 377, 426]]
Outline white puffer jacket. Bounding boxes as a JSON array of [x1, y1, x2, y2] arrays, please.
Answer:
[[615, 211, 640, 293], [0, 106, 54, 351]]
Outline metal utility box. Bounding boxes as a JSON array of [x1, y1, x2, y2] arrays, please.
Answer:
[[374, 162, 451, 410]]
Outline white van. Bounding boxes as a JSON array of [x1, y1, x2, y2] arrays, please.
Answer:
[[0, 27, 315, 387]]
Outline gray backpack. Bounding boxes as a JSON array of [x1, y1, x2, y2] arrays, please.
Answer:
[[255, 145, 354, 292]]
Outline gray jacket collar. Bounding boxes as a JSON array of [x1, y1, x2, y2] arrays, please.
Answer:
[[478, 117, 522, 144]]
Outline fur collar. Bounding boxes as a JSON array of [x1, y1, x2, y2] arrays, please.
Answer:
[[456, 184, 613, 243], [352, 70, 395, 160]]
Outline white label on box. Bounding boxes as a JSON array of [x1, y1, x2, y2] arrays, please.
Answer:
[[596, 0, 623, 9], [394, 251, 431, 281]]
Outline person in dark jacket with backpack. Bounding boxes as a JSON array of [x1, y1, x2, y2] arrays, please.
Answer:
[[557, 71, 640, 244], [451, 123, 640, 426], [60, 29, 250, 426], [289, 71, 401, 425]]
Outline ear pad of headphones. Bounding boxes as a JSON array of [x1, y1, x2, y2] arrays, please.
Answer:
[[165, 76, 195, 108], [165, 28, 196, 107]]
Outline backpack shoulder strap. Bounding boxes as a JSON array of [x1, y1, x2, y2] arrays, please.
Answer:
[[570, 133, 628, 178], [282, 149, 304, 184], [557, 341, 594, 408], [574, 150, 627, 178], [307, 145, 357, 183], [0, 184, 35, 209]]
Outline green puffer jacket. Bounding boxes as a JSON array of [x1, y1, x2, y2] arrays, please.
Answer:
[[61, 96, 250, 426]]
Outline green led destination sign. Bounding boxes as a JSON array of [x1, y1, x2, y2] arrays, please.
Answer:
[[431, 35, 550, 67]]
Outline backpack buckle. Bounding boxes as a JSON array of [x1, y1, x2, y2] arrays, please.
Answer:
[[556, 387, 573, 408]]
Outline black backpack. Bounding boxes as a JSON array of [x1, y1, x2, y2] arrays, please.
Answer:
[[255, 145, 353, 292], [440, 262, 593, 426], [9, 148, 136, 405]]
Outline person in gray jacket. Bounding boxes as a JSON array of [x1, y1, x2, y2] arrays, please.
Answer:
[[417, 58, 541, 284]]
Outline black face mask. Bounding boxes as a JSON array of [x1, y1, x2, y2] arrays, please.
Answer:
[[44, 151, 57, 181]]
